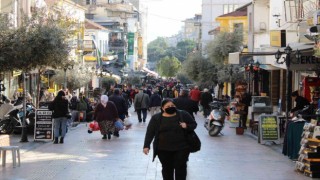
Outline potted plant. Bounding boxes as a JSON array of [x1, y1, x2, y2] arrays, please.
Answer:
[[235, 103, 246, 135]]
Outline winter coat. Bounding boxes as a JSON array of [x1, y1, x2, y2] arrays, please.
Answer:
[[48, 97, 69, 118], [173, 96, 199, 119], [93, 101, 119, 122], [149, 93, 162, 108], [143, 110, 197, 161], [134, 92, 150, 110], [189, 89, 201, 102], [200, 92, 213, 109], [109, 94, 128, 116]]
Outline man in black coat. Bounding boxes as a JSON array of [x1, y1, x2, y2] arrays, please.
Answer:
[[109, 88, 128, 137], [200, 88, 213, 118], [173, 89, 199, 119], [290, 90, 310, 115]]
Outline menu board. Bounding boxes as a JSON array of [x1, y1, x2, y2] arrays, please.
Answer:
[[259, 115, 280, 144], [34, 109, 53, 141]]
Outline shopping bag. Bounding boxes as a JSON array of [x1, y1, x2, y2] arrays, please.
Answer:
[[124, 118, 133, 130], [88, 121, 100, 133], [115, 120, 124, 130]]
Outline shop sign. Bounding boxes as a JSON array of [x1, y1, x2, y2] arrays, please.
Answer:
[[290, 54, 320, 70], [128, 32, 134, 55], [259, 115, 280, 144], [34, 109, 53, 141]]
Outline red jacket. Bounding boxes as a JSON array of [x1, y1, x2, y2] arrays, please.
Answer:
[[189, 89, 201, 102]]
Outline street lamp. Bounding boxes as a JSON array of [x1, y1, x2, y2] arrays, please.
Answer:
[[274, 45, 297, 123], [244, 59, 260, 95]]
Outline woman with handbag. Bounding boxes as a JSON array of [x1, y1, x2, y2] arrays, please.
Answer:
[[93, 95, 119, 140], [143, 99, 197, 180], [48, 90, 69, 144]]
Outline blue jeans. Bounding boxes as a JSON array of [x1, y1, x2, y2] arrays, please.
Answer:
[[137, 108, 147, 122], [54, 117, 67, 138]]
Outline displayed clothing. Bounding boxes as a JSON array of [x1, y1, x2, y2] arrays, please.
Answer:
[[282, 120, 305, 160]]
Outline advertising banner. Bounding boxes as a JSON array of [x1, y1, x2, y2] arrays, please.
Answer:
[[128, 32, 134, 55]]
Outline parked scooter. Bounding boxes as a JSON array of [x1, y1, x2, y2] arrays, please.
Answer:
[[204, 100, 229, 136], [0, 99, 35, 134]]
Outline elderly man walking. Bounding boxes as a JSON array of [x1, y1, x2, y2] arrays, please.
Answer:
[[134, 87, 150, 123]]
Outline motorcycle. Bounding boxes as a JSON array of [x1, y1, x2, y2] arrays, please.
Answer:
[[0, 100, 35, 134], [204, 100, 229, 136]]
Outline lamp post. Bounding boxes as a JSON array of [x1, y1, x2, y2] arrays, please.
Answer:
[[244, 59, 260, 95], [274, 45, 301, 123]]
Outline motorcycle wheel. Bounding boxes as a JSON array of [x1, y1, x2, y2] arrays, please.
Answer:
[[0, 119, 15, 134], [208, 125, 222, 137]]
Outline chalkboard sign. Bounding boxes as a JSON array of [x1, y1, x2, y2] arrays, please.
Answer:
[[258, 115, 280, 144], [34, 109, 53, 141]]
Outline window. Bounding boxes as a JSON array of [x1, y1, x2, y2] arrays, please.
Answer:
[[223, 5, 229, 14], [234, 23, 243, 32], [223, 4, 240, 14], [86, 0, 96, 5]]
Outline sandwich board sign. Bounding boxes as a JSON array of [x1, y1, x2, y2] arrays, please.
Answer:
[[34, 109, 53, 141], [258, 114, 280, 144]]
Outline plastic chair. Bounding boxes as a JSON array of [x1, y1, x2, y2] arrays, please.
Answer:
[[0, 146, 21, 167]]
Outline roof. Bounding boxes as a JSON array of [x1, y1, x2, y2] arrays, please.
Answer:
[[218, 10, 247, 17], [85, 19, 108, 30]]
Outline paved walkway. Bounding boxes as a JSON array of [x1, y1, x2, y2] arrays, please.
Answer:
[[0, 108, 309, 180]]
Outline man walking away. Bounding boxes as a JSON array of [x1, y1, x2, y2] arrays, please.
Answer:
[[149, 89, 162, 116], [109, 88, 128, 137], [77, 93, 88, 122], [134, 87, 150, 123], [189, 86, 201, 104], [173, 89, 199, 119], [200, 88, 213, 118], [69, 92, 79, 126]]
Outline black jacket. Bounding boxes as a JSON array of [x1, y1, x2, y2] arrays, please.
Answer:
[[143, 110, 197, 161], [48, 98, 69, 118], [291, 96, 310, 113], [173, 96, 199, 119], [149, 93, 162, 107], [109, 94, 128, 116], [200, 92, 213, 108]]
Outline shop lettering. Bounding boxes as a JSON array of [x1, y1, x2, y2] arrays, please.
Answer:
[[293, 56, 320, 64]]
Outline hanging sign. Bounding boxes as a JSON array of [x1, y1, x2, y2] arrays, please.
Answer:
[[258, 114, 280, 144], [34, 109, 53, 141]]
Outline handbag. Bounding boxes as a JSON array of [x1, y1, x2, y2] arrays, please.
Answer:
[[178, 110, 201, 153], [186, 131, 201, 153], [114, 120, 124, 130]]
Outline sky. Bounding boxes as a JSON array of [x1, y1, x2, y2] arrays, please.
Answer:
[[145, 0, 202, 43]]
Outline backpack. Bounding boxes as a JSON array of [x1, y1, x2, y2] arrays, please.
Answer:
[[69, 97, 78, 110]]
